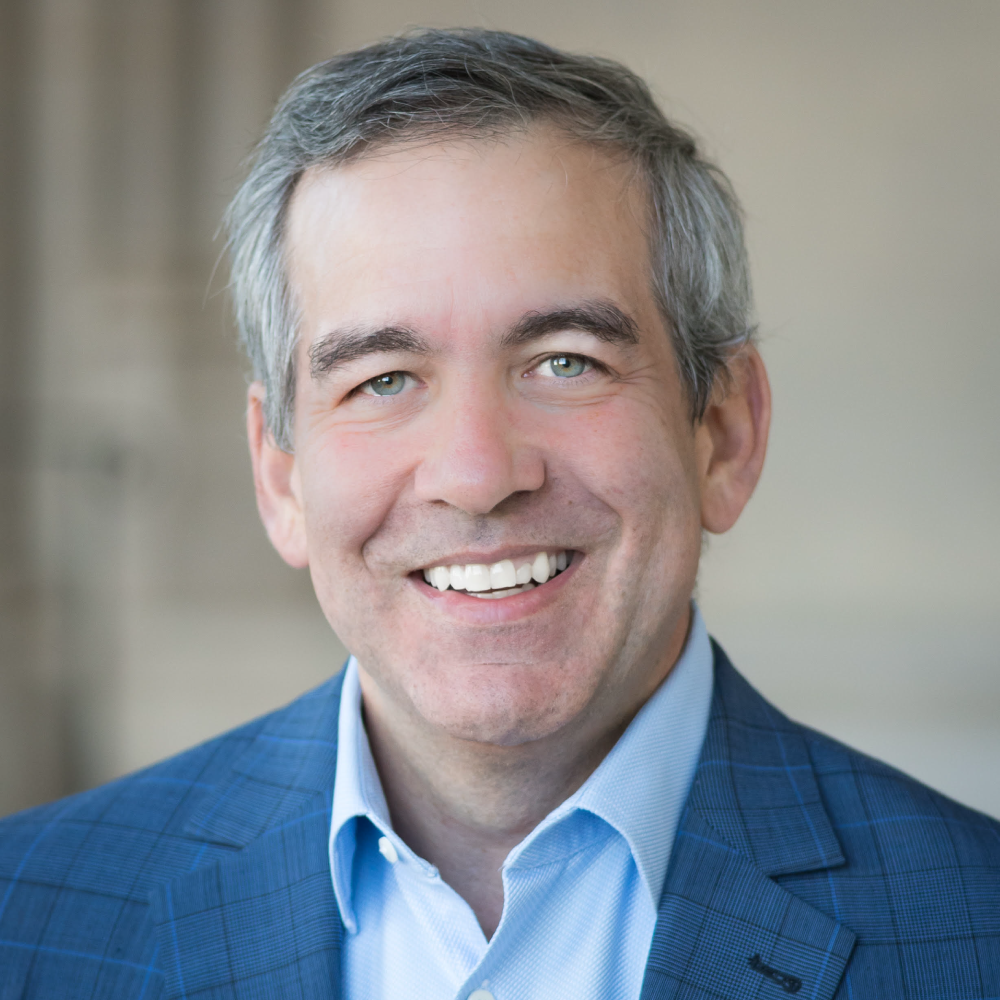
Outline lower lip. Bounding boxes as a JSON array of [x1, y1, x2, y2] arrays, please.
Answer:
[[411, 557, 579, 624]]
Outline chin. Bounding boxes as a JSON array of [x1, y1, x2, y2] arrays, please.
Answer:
[[407, 665, 591, 747]]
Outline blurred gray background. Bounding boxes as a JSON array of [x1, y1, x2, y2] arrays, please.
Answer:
[[1, 0, 997, 819]]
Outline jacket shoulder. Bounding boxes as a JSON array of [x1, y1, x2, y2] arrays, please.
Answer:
[[0, 676, 342, 997], [711, 646, 1000, 994], [793, 725, 1000, 995], [747, 705, 1000, 997], [0, 711, 263, 869], [712, 640, 1000, 858], [801, 720, 1000, 860]]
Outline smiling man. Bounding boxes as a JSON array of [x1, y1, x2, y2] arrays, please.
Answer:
[[1, 28, 998, 1000]]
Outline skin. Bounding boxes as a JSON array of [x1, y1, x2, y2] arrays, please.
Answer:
[[248, 127, 770, 937]]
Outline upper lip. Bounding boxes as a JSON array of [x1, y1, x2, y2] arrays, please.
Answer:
[[410, 546, 575, 571]]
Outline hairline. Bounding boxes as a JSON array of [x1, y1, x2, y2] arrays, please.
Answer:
[[227, 31, 756, 452], [278, 121, 671, 437]]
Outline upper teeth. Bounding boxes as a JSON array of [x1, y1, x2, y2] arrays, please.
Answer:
[[422, 551, 570, 596]]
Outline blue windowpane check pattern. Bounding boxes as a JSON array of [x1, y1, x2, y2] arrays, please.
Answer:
[[1, 638, 998, 998]]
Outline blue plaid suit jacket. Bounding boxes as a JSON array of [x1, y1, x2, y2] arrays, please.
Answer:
[[2, 642, 998, 999]]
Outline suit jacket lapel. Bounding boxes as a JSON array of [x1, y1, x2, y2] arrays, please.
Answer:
[[148, 646, 859, 999], [641, 643, 857, 999], [148, 674, 347, 1000]]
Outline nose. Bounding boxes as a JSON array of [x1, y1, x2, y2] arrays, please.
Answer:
[[413, 390, 545, 514]]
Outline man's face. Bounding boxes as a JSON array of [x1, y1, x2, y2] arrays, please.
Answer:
[[277, 128, 708, 748]]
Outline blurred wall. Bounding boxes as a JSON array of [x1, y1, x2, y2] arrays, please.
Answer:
[[1, 0, 998, 819], [0, 0, 349, 813]]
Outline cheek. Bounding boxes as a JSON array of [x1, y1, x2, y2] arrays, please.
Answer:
[[297, 426, 414, 561], [538, 398, 699, 533]]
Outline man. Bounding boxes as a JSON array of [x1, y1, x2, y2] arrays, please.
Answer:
[[1, 28, 997, 1000]]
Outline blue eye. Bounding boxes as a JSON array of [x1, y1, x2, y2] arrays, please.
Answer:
[[547, 355, 588, 378], [367, 372, 408, 395]]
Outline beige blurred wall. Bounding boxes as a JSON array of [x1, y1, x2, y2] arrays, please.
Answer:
[[1, 0, 997, 819]]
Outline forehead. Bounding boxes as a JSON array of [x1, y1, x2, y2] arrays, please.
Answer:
[[284, 129, 656, 344]]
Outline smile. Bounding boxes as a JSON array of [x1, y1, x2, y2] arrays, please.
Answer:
[[421, 551, 571, 599]]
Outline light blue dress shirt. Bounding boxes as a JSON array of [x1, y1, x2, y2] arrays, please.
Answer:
[[329, 604, 714, 1000]]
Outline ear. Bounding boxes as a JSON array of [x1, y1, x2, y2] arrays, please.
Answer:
[[694, 347, 771, 534], [246, 382, 309, 568]]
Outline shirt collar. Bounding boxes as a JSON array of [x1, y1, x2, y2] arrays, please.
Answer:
[[549, 603, 714, 907], [329, 658, 391, 932], [329, 603, 714, 924]]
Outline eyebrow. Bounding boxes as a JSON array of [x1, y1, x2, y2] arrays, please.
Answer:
[[499, 301, 639, 349], [308, 300, 640, 380], [309, 326, 430, 379]]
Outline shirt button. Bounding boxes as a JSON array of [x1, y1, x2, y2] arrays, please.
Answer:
[[377, 836, 398, 864], [468, 991, 494, 1000]]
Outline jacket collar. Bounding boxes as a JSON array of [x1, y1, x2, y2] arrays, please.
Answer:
[[181, 673, 346, 848], [686, 640, 845, 877], [150, 644, 856, 1000], [149, 673, 348, 999], [640, 641, 856, 999]]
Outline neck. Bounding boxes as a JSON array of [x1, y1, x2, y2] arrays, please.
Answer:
[[362, 697, 620, 936], [356, 610, 690, 937]]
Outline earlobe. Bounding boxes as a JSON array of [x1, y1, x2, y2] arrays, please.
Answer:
[[697, 348, 771, 534], [246, 383, 310, 568]]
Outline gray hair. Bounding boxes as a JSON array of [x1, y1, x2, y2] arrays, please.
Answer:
[[226, 27, 755, 451]]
